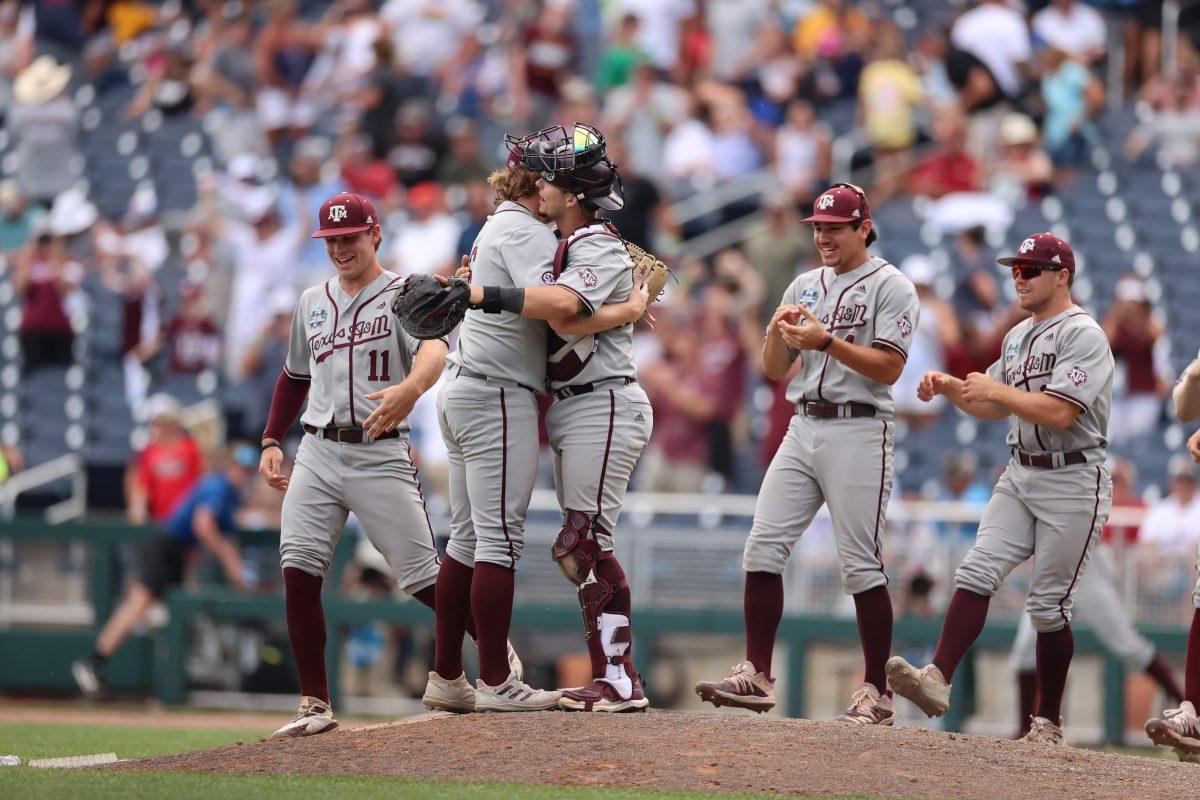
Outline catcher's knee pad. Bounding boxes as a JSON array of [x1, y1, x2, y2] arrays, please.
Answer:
[[551, 509, 606, 586]]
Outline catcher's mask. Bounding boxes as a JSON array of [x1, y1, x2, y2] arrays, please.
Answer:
[[507, 123, 625, 211]]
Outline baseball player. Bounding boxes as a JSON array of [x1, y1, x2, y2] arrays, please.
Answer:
[[695, 183, 920, 724], [451, 123, 655, 711], [427, 129, 649, 712], [259, 192, 514, 737], [886, 232, 1113, 746], [1010, 539, 1182, 736], [1144, 351, 1200, 761]]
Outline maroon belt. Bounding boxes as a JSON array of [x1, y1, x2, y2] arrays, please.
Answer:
[[800, 401, 877, 419], [303, 424, 399, 444], [1014, 449, 1087, 469]]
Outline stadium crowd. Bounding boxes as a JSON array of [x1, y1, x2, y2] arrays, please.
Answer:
[[0, 0, 1198, 541]]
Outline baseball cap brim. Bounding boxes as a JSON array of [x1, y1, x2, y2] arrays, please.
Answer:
[[801, 213, 859, 223], [310, 224, 373, 239]]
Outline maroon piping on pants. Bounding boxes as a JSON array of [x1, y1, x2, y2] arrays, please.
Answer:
[[406, 441, 440, 562], [871, 419, 889, 579], [499, 387, 515, 568], [596, 390, 616, 518], [1058, 466, 1102, 623]]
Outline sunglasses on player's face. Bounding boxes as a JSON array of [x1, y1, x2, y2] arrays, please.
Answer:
[[1011, 263, 1062, 281]]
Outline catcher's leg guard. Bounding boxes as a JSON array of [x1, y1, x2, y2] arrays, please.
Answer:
[[597, 611, 634, 698]]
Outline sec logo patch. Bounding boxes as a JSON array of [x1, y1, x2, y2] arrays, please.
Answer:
[[542, 271, 556, 285]]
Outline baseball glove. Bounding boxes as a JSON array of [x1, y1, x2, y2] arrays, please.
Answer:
[[389, 274, 470, 339], [625, 242, 670, 302]]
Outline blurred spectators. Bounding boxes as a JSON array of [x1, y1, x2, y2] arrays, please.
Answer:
[[1139, 456, 1200, 555], [1124, 68, 1200, 169], [893, 255, 959, 428], [517, 1, 577, 113], [742, 196, 815, 317], [13, 230, 81, 374], [239, 289, 296, 439], [1038, 46, 1105, 176], [1105, 459, 1144, 545], [948, 226, 1006, 376], [906, 106, 982, 200], [387, 100, 447, 188], [596, 13, 647, 91], [857, 23, 925, 157], [621, 0, 696, 76], [379, 0, 483, 80], [160, 280, 221, 377], [0, 441, 24, 484], [1031, 0, 1107, 67], [989, 113, 1053, 205], [934, 452, 991, 539], [1103, 276, 1170, 447], [253, 2, 320, 152], [0, 178, 42, 251], [388, 182, 460, 277], [7, 55, 79, 204], [437, 117, 491, 188], [604, 61, 688, 179], [949, 0, 1030, 104], [605, 138, 670, 251], [772, 99, 830, 206], [125, 394, 203, 527], [0, 0, 35, 114]]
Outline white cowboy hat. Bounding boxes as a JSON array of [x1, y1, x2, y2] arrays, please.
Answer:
[[47, 187, 99, 236], [13, 56, 72, 104]]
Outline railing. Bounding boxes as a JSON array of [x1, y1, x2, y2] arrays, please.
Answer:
[[0, 453, 87, 523]]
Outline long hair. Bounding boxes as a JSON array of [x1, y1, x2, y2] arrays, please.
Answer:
[[487, 167, 540, 206]]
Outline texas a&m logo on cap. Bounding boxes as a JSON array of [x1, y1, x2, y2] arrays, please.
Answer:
[[1019, 238, 1036, 254], [311, 193, 379, 238], [817, 194, 836, 210], [328, 204, 349, 222]]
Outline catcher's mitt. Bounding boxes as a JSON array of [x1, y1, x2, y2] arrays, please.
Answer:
[[389, 274, 470, 340], [625, 242, 670, 302]]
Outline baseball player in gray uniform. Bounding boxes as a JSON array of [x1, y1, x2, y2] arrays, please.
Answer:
[[453, 124, 654, 712], [427, 132, 648, 713], [1010, 538, 1182, 735], [887, 232, 1114, 746], [259, 192, 492, 737], [1144, 350, 1200, 761], [695, 183, 920, 725]]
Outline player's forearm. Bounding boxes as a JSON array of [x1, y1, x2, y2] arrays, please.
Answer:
[[761, 333, 794, 381], [469, 284, 582, 321], [408, 339, 449, 394], [824, 339, 904, 385], [263, 370, 310, 443], [939, 377, 1008, 420], [1173, 362, 1200, 422], [550, 298, 637, 336], [991, 385, 1078, 429]]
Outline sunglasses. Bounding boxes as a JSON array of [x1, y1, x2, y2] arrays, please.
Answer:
[[1011, 264, 1063, 280]]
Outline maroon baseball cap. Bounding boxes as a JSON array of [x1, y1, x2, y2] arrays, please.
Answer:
[[310, 192, 379, 238], [801, 183, 871, 224], [997, 232, 1075, 273]]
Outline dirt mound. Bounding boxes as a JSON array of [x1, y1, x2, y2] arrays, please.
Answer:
[[111, 710, 1196, 799]]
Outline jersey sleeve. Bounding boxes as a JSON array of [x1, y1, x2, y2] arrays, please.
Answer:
[[500, 221, 557, 288], [986, 356, 1005, 383], [871, 274, 921, 360], [779, 279, 803, 363], [1043, 323, 1112, 411], [553, 237, 630, 317], [285, 296, 311, 378]]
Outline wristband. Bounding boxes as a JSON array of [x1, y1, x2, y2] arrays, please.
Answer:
[[261, 441, 281, 452], [479, 286, 525, 315], [818, 332, 834, 352]]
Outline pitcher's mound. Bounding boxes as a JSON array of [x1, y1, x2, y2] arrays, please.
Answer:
[[111, 710, 1196, 798]]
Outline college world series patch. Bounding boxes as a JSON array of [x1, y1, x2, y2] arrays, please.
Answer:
[[309, 307, 328, 329]]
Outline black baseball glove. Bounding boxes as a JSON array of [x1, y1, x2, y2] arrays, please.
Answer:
[[389, 274, 470, 339]]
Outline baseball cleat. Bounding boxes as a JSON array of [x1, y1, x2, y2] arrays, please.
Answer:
[[71, 659, 104, 700], [507, 639, 524, 682], [271, 696, 339, 739], [1145, 701, 1200, 760], [835, 683, 895, 725], [474, 672, 561, 712], [1022, 715, 1067, 745], [885, 657, 951, 718], [560, 673, 649, 713], [422, 671, 476, 713], [694, 661, 776, 712]]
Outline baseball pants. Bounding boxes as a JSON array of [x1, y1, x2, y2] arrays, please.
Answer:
[[438, 373, 539, 570], [280, 432, 441, 593], [545, 384, 653, 549], [1010, 545, 1154, 672], [956, 460, 1112, 633], [742, 413, 894, 595]]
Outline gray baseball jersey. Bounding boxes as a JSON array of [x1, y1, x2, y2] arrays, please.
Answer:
[[278, 270, 442, 593], [1010, 545, 1155, 672], [439, 203, 555, 571], [985, 306, 1113, 456], [780, 257, 921, 415], [286, 270, 426, 432], [448, 201, 557, 390], [547, 223, 637, 391]]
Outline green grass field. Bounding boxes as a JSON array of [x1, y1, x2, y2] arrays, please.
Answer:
[[0, 721, 876, 800]]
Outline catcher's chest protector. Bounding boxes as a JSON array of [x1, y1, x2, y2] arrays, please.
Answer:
[[547, 222, 622, 382]]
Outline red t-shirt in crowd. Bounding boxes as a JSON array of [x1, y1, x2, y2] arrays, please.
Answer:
[[20, 258, 75, 334], [1110, 319, 1158, 394], [135, 436, 204, 523], [909, 152, 981, 198], [164, 316, 221, 373]]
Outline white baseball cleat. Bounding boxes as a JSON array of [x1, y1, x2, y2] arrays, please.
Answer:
[[1022, 715, 1067, 746], [71, 660, 104, 700], [1145, 701, 1200, 761], [422, 671, 476, 713], [271, 696, 339, 739], [835, 683, 895, 725], [474, 672, 561, 712], [885, 656, 951, 718]]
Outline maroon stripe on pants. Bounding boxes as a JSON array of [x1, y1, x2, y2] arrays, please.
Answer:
[[595, 391, 616, 518], [499, 387, 514, 568], [871, 419, 889, 579], [1057, 466, 1102, 623], [406, 441, 440, 561]]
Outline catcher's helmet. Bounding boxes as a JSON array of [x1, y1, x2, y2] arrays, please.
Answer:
[[507, 123, 625, 211]]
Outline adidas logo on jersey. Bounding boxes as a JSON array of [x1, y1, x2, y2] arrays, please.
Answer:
[[633, 412, 645, 422]]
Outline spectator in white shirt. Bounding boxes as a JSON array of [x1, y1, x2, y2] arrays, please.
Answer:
[[621, 0, 696, 73], [1139, 457, 1200, 555], [388, 182, 461, 277], [949, 0, 1031, 100], [1031, 0, 1107, 66]]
